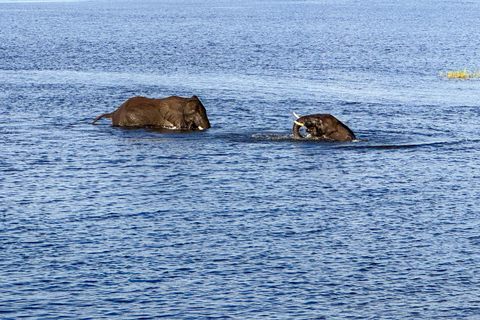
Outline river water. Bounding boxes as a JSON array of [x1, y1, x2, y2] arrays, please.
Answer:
[[1, 0, 480, 319]]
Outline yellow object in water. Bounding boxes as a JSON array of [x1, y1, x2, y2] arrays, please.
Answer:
[[441, 69, 480, 79]]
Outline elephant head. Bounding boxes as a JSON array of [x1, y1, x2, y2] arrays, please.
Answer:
[[181, 95, 211, 130], [92, 95, 211, 130], [293, 112, 356, 142]]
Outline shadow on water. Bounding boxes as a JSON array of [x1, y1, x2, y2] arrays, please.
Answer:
[[245, 130, 464, 151], [88, 122, 211, 135], [88, 123, 466, 151]]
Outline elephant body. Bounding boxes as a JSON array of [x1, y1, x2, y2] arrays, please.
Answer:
[[293, 113, 355, 141], [92, 95, 211, 130]]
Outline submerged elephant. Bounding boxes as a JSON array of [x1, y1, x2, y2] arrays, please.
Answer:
[[293, 112, 356, 141], [92, 95, 211, 130]]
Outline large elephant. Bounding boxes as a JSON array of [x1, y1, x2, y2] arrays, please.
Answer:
[[293, 112, 356, 141], [92, 95, 211, 130]]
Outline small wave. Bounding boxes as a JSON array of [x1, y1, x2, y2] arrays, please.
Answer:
[[251, 132, 360, 144], [346, 138, 469, 150], [251, 133, 293, 141], [249, 131, 466, 151]]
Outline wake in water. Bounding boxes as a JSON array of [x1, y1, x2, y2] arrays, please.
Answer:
[[252, 132, 361, 143], [251, 132, 295, 141], [249, 130, 462, 151]]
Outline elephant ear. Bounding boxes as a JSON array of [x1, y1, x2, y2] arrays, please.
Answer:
[[337, 120, 356, 140], [185, 96, 200, 114], [166, 110, 187, 128], [158, 100, 187, 128]]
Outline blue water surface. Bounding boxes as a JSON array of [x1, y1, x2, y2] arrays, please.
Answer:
[[1, 0, 480, 319]]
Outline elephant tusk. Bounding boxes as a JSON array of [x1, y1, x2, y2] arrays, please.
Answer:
[[198, 126, 204, 130], [293, 112, 300, 119], [294, 120, 305, 127]]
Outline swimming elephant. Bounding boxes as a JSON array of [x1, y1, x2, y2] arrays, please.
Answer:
[[92, 95, 211, 130], [293, 112, 356, 141]]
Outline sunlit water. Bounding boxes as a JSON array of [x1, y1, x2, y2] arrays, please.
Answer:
[[1, 0, 480, 319]]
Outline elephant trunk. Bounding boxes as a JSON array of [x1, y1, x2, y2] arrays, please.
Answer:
[[194, 114, 211, 130], [293, 120, 305, 139]]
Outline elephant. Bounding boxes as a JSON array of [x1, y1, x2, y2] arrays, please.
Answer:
[[293, 112, 356, 141], [92, 95, 211, 130]]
